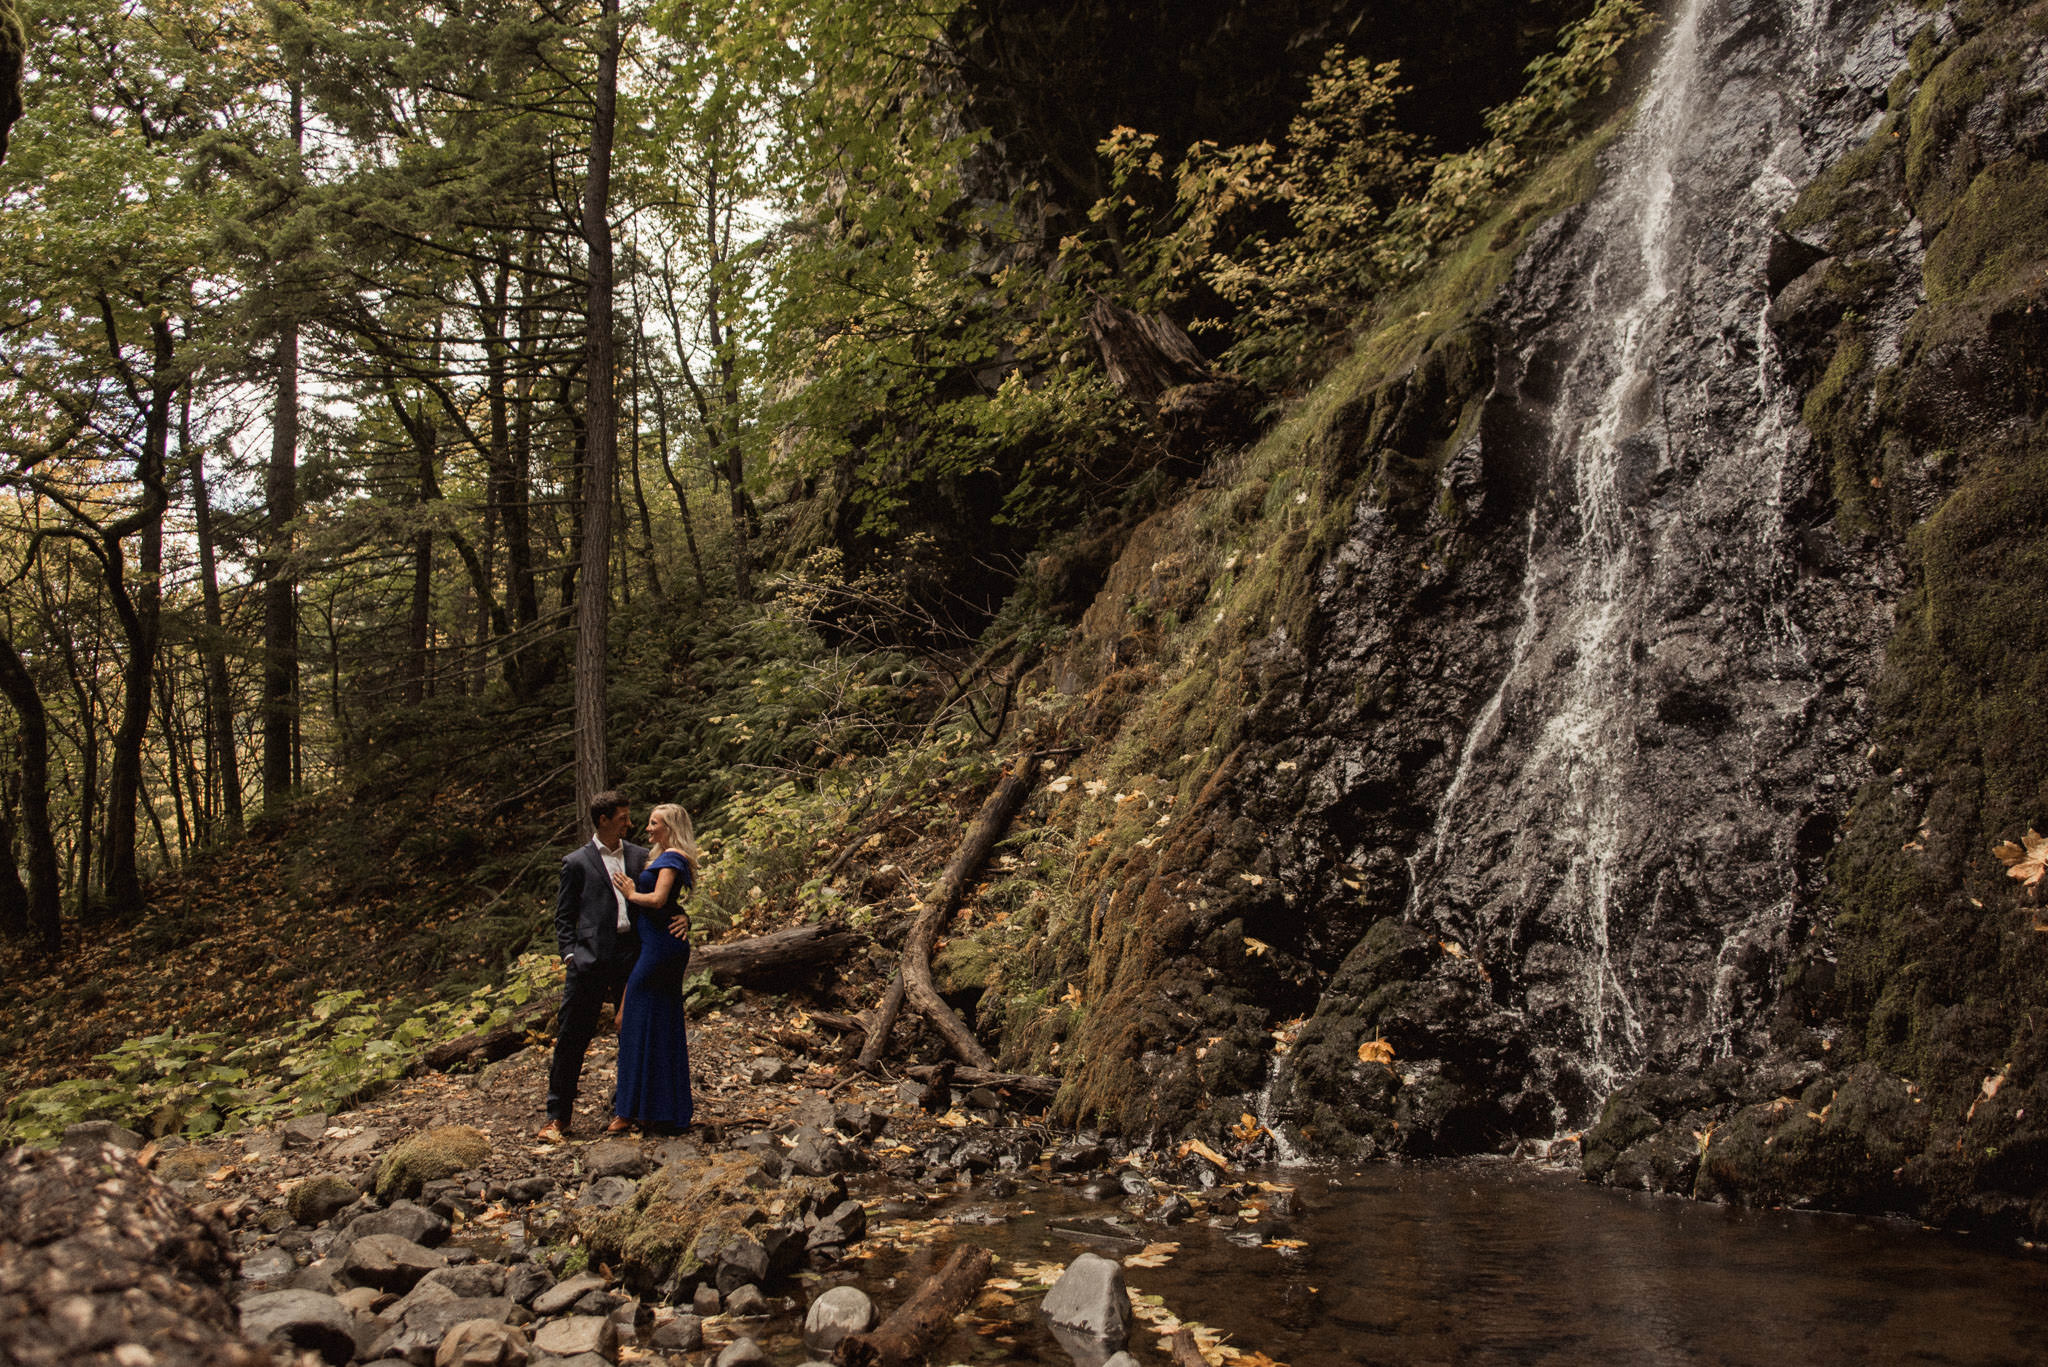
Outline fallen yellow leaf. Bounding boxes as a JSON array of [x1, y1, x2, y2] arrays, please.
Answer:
[[1994, 829, 2048, 889], [1357, 1038, 1395, 1066]]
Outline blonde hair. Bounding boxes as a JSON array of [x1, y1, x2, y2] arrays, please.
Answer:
[[647, 803, 700, 871]]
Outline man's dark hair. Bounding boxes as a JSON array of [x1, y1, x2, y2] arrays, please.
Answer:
[[588, 789, 628, 829]]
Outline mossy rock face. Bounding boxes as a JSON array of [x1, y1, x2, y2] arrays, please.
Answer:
[[1277, 918, 1535, 1158], [1695, 1064, 1931, 1214], [373, 1125, 490, 1202]]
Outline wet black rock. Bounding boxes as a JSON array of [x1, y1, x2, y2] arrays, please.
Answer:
[[833, 1103, 889, 1140], [1153, 1193, 1193, 1224], [1051, 1140, 1107, 1172], [1077, 1177, 1123, 1201]]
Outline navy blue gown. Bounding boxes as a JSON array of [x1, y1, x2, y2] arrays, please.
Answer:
[[614, 851, 694, 1129]]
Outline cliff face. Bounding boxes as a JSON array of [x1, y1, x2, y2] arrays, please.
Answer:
[[1006, 0, 2048, 1233]]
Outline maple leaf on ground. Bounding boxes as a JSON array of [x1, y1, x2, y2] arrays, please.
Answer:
[[1993, 829, 2048, 891]]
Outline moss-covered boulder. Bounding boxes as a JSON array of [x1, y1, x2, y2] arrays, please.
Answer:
[[373, 1126, 489, 1203], [582, 1151, 845, 1301], [286, 1174, 359, 1226]]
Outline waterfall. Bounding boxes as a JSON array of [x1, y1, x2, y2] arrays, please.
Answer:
[[1380, 0, 1894, 1128]]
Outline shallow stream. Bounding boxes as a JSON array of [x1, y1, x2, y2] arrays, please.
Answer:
[[832, 1159, 2048, 1366]]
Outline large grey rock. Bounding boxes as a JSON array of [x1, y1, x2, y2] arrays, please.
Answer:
[[812, 1198, 866, 1246], [582, 1141, 647, 1179], [573, 1176, 637, 1210], [530, 1272, 606, 1317], [341, 1233, 449, 1293], [434, 1319, 530, 1367], [504, 1263, 554, 1307], [803, 1286, 876, 1352], [58, 1120, 146, 1153], [337, 1201, 450, 1253], [411, 1264, 509, 1301], [649, 1314, 702, 1351], [282, 1114, 332, 1147], [724, 1283, 771, 1318], [329, 1128, 386, 1161], [530, 1315, 617, 1362], [712, 1338, 770, 1367], [743, 1057, 794, 1085], [239, 1290, 357, 1365], [1041, 1253, 1132, 1346], [239, 1246, 298, 1286], [371, 1296, 513, 1366], [788, 1135, 849, 1177]]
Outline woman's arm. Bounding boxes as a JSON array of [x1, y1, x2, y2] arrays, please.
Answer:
[[611, 866, 678, 907]]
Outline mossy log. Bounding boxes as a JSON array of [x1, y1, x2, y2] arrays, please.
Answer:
[[421, 924, 864, 1073], [832, 1243, 995, 1367]]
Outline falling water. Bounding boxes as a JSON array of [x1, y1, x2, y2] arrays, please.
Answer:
[[1383, 0, 1899, 1124]]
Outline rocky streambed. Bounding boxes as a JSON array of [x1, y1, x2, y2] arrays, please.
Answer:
[[5, 1026, 1298, 1367]]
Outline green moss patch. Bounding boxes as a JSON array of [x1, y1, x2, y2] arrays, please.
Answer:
[[373, 1124, 490, 1201]]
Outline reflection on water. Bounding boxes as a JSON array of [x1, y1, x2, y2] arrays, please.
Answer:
[[860, 1159, 2048, 1367]]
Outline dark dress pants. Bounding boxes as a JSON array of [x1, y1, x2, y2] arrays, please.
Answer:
[[546, 943, 636, 1123]]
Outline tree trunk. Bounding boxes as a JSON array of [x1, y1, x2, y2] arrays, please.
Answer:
[[0, 630, 63, 953], [184, 393, 242, 838], [627, 327, 662, 600], [0, 777, 26, 942], [398, 393, 437, 707], [261, 86, 304, 809], [572, 0, 622, 820], [701, 154, 752, 600], [101, 313, 173, 913], [261, 320, 299, 809]]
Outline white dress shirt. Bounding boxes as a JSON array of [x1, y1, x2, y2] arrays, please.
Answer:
[[594, 835, 631, 932]]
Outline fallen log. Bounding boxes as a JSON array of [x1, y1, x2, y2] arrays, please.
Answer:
[[833, 1242, 996, 1367], [892, 756, 1040, 1070], [854, 969, 905, 1072], [421, 924, 864, 1073], [902, 1063, 1058, 1100]]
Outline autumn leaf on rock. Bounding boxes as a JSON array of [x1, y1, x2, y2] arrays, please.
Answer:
[[1993, 829, 2048, 890], [1357, 1038, 1395, 1066]]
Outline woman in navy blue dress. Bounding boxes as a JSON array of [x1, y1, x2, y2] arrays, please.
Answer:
[[607, 802, 697, 1133]]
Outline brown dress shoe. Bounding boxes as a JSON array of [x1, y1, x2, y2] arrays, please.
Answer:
[[536, 1118, 569, 1143], [605, 1117, 635, 1135]]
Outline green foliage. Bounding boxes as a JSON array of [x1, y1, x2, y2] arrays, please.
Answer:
[[1067, 0, 1657, 390], [0, 951, 559, 1146]]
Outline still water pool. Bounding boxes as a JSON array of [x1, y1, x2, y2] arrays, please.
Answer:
[[840, 1157, 2048, 1367]]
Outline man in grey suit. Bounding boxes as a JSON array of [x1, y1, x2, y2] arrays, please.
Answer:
[[539, 789, 646, 1140]]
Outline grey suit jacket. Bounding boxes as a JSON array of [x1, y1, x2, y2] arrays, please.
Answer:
[[554, 839, 649, 969]]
